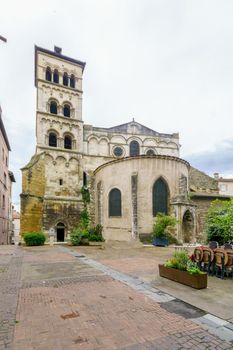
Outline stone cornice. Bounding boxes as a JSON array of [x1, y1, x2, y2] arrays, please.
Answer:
[[94, 155, 190, 175]]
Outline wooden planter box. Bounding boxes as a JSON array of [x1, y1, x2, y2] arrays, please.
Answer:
[[159, 264, 207, 289], [88, 241, 103, 246], [152, 237, 169, 247]]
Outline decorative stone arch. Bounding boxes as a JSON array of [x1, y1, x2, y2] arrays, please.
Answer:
[[99, 137, 109, 156], [182, 210, 195, 243], [127, 137, 142, 157], [142, 138, 158, 147], [99, 136, 109, 143], [129, 140, 140, 156], [110, 134, 127, 143], [70, 74, 76, 88], [45, 66, 52, 81], [168, 141, 179, 149], [63, 72, 69, 86], [145, 148, 157, 156], [87, 135, 99, 143], [63, 132, 75, 150], [55, 155, 67, 163], [47, 129, 59, 147], [127, 136, 142, 145], [47, 98, 60, 114], [152, 176, 170, 216], [55, 221, 68, 242], [62, 101, 74, 118], [53, 69, 59, 84], [88, 136, 99, 155], [44, 153, 55, 164]]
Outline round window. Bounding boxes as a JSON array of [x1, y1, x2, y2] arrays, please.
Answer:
[[113, 146, 123, 157], [146, 149, 155, 156]]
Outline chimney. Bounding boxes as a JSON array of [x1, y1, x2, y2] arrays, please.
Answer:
[[54, 46, 62, 54], [213, 172, 219, 179]]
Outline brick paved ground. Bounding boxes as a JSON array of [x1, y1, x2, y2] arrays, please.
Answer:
[[0, 245, 232, 349], [0, 246, 23, 350], [73, 243, 233, 321]]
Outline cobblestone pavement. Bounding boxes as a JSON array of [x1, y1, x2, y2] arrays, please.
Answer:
[[0, 245, 232, 349]]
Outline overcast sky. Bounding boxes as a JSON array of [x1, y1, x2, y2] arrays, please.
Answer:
[[1, 0, 233, 208]]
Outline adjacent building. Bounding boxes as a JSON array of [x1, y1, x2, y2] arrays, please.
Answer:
[[0, 107, 15, 244]]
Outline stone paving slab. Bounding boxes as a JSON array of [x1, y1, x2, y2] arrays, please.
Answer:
[[0, 245, 233, 349]]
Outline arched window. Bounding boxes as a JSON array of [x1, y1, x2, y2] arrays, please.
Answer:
[[64, 135, 72, 149], [109, 188, 122, 217], [45, 67, 52, 81], [53, 69, 59, 83], [146, 149, 155, 156], [63, 72, 68, 86], [50, 101, 58, 114], [63, 104, 70, 117], [49, 133, 57, 147], [70, 74, 75, 88], [130, 140, 140, 156], [153, 178, 169, 216]]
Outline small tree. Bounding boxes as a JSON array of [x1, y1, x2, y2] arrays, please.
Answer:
[[205, 199, 233, 245]]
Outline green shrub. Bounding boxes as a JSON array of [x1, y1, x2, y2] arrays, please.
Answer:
[[153, 213, 177, 239], [88, 224, 104, 242], [70, 227, 85, 245], [165, 251, 203, 275], [81, 186, 90, 204], [205, 199, 233, 245], [23, 232, 46, 246]]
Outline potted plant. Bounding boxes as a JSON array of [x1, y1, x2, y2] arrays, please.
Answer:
[[152, 213, 177, 247], [159, 251, 207, 289]]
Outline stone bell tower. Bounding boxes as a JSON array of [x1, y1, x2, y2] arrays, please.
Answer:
[[35, 45, 85, 153], [21, 46, 86, 241]]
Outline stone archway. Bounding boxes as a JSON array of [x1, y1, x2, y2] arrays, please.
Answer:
[[182, 210, 194, 243]]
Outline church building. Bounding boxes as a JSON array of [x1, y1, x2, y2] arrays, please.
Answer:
[[20, 46, 227, 243]]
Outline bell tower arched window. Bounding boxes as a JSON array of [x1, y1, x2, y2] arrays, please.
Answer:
[[53, 69, 59, 83], [70, 74, 75, 88], [50, 101, 58, 114], [49, 133, 57, 147], [63, 72, 68, 86], [153, 178, 169, 216], [109, 188, 122, 217], [63, 104, 70, 117], [45, 67, 52, 81], [64, 135, 72, 149], [130, 140, 140, 156]]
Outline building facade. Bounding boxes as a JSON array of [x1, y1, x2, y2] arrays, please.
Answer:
[[0, 107, 15, 244], [21, 46, 224, 243]]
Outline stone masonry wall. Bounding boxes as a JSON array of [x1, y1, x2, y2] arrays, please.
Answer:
[[20, 154, 45, 234]]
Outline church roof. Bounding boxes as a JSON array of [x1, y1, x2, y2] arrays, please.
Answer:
[[189, 166, 219, 193], [94, 120, 178, 138]]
